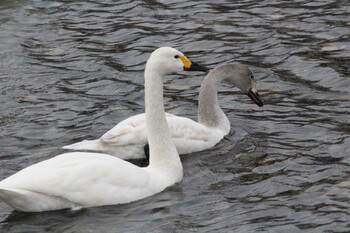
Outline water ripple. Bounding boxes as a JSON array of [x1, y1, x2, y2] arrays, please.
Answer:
[[0, 0, 350, 232]]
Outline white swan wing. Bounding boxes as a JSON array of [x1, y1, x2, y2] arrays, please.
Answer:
[[100, 113, 177, 145], [166, 116, 225, 154], [63, 113, 224, 157], [168, 116, 213, 141], [0, 152, 154, 211], [101, 113, 223, 155]]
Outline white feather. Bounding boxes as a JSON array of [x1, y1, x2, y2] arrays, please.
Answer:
[[0, 152, 169, 212], [64, 113, 224, 158]]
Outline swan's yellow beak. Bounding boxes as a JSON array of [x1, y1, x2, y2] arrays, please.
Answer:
[[180, 55, 208, 72], [179, 55, 192, 69]]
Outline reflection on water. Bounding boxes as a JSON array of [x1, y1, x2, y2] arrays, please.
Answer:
[[0, 0, 349, 232]]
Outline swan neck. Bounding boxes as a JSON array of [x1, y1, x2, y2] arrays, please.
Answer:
[[198, 73, 230, 135], [144, 68, 182, 176]]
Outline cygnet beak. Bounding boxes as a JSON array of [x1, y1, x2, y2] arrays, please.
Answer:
[[246, 88, 264, 107]]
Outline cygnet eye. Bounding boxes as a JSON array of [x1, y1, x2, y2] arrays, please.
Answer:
[[174, 55, 179, 59], [250, 75, 254, 80]]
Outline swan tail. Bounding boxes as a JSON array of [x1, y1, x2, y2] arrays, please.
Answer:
[[0, 188, 76, 212]]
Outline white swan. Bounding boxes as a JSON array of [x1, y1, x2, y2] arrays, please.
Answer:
[[0, 47, 208, 212], [63, 63, 263, 159]]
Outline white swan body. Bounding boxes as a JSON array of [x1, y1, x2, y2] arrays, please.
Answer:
[[66, 113, 224, 160], [63, 63, 263, 159], [0, 152, 170, 211], [0, 47, 207, 212]]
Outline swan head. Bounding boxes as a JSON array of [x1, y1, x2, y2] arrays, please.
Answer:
[[146, 47, 208, 75], [215, 63, 264, 107]]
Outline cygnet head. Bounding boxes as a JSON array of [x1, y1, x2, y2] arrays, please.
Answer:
[[213, 63, 264, 107], [146, 47, 208, 75]]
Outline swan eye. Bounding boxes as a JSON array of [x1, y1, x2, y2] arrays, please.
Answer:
[[250, 75, 254, 80], [174, 55, 179, 59]]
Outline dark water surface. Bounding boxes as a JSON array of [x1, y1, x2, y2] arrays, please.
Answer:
[[1, 0, 350, 232]]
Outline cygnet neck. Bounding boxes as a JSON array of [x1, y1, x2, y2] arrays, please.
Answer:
[[198, 69, 230, 135]]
